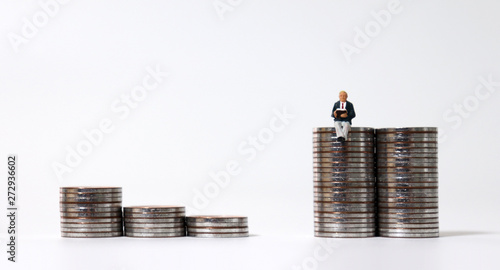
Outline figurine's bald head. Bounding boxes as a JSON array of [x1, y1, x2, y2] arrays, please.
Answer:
[[339, 91, 348, 102]]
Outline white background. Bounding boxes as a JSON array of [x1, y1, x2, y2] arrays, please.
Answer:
[[1, 0, 500, 269]]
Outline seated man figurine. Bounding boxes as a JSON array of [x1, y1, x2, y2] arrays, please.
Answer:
[[331, 90, 356, 142]]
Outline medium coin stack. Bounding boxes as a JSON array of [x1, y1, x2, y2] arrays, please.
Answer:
[[60, 187, 123, 238], [123, 206, 186, 238], [376, 127, 439, 238], [186, 216, 249, 238], [313, 127, 376, 238]]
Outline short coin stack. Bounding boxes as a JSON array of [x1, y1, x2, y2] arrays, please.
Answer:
[[60, 187, 123, 238], [313, 127, 376, 238], [123, 206, 186, 238], [186, 216, 249, 238], [376, 127, 439, 238]]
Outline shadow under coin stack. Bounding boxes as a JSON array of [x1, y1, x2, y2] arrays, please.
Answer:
[[123, 206, 186, 238], [60, 187, 123, 238], [313, 127, 376, 238], [376, 127, 439, 238], [186, 216, 249, 238]]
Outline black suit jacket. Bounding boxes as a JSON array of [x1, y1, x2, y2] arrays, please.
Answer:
[[331, 101, 356, 124]]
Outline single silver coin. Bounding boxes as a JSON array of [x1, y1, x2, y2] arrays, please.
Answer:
[[378, 213, 439, 219], [61, 231, 123, 238], [377, 177, 438, 182], [314, 161, 375, 168], [377, 208, 439, 214], [125, 227, 185, 233], [186, 216, 248, 223], [60, 217, 122, 223], [124, 206, 185, 213], [377, 156, 437, 162], [314, 202, 375, 207], [60, 187, 122, 193], [378, 192, 439, 198], [377, 167, 438, 173], [378, 223, 439, 229], [60, 211, 122, 218], [315, 197, 375, 203], [376, 152, 438, 158], [314, 192, 375, 198], [124, 217, 185, 223], [314, 223, 375, 228], [377, 173, 439, 179], [59, 206, 122, 213], [186, 222, 248, 228], [314, 168, 375, 173], [187, 227, 249, 233], [314, 172, 375, 178], [125, 232, 185, 238], [376, 127, 437, 133], [378, 228, 439, 233], [59, 203, 122, 208], [61, 227, 123, 233], [186, 232, 249, 238], [315, 218, 376, 223], [378, 202, 439, 208], [376, 136, 438, 142], [124, 212, 185, 218], [378, 187, 438, 192], [61, 222, 123, 228], [315, 227, 376, 233], [378, 206, 438, 213], [377, 142, 438, 148], [377, 197, 438, 203], [314, 212, 376, 218], [125, 222, 185, 228], [313, 152, 374, 158], [314, 176, 376, 182], [314, 182, 375, 188], [378, 218, 439, 223], [376, 161, 438, 167], [314, 232, 375, 238], [60, 196, 122, 203], [314, 187, 374, 193], [313, 157, 375, 163], [314, 206, 375, 213], [378, 182, 438, 188], [376, 137, 437, 142], [379, 232, 439, 238], [59, 193, 122, 201]]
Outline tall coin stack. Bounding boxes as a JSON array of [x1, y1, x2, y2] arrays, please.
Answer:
[[60, 187, 123, 238], [313, 127, 376, 238], [186, 216, 249, 238], [376, 127, 439, 238], [123, 206, 186, 238]]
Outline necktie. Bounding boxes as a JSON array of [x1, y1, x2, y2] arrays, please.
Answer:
[[342, 103, 344, 109]]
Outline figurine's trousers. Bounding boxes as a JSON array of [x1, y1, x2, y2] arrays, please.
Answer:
[[334, 121, 351, 139]]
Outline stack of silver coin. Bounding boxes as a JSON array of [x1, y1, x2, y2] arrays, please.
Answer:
[[186, 216, 249, 238], [123, 206, 186, 238], [60, 187, 123, 238], [376, 127, 439, 238], [313, 127, 376, 238]]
